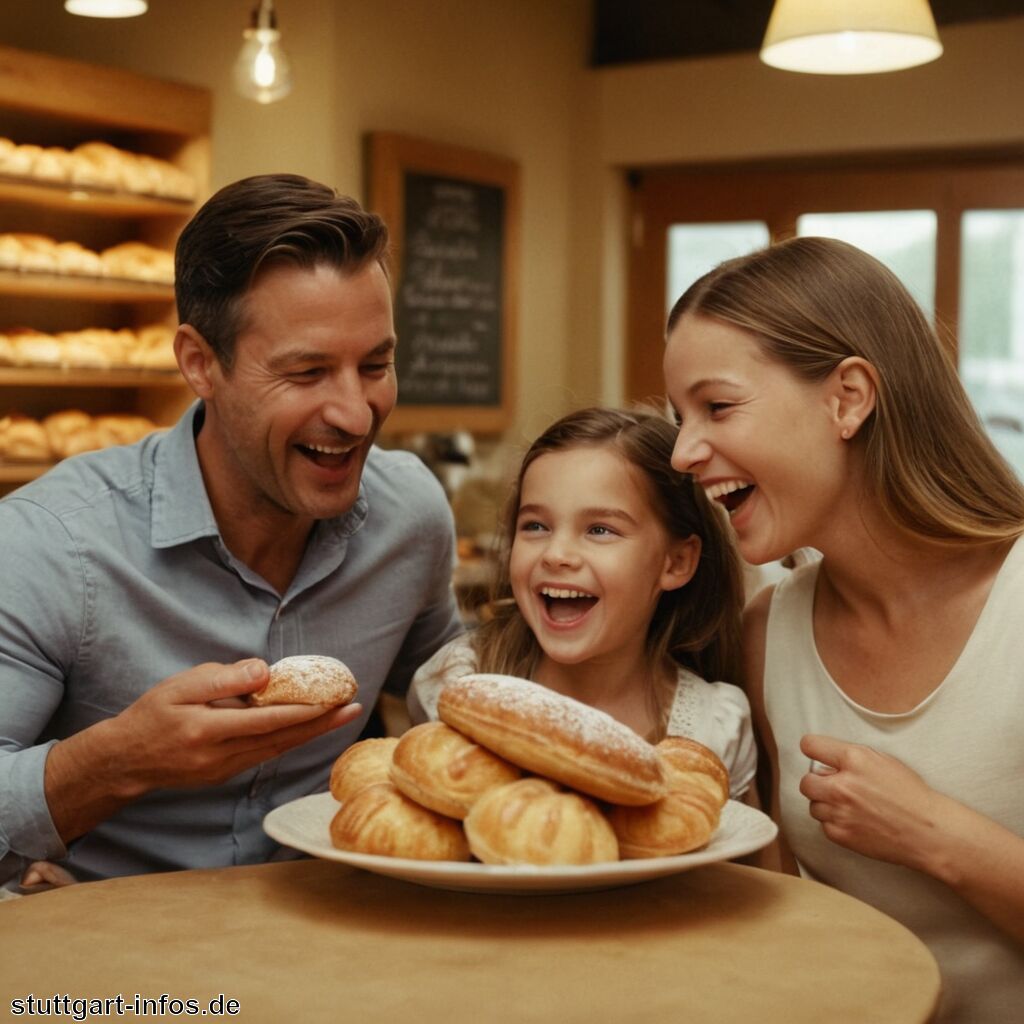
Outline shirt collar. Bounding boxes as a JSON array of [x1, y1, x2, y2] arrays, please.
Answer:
[[150, 401, 370, 550]]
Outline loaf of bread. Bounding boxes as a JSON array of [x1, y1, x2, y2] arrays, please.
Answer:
[[438, 674, 667, 806], [389, 721, 521, 820], [248, 655, 358, 707], [329, 737, 400, 803], [464, 777, 619, 866], [329, 782, 471, 861]]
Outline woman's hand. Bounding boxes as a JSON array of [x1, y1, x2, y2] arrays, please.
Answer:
[[799, 734, 944, 871], [800, 733, 1024, 947]]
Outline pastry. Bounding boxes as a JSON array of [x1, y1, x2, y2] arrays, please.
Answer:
[[437, 674, 666, 806], [99, 241, 174, 284], [329, 737, 400, 803], [69, 140, 123, 190], [0, 233, 58, 273], [389, 721, 521, 820], [605, 777, 721, 859], [248, 654, 358, 707], [0, 414, 50, 463], [657, 736, 730, 807], [92, 413, 157, 448], [464, 777, 619, 865], [329, 782, 470, 861], [10, 328, 62, 367], [605, 737, 728, 859], [53, 241, 104, 277], [32, 146, 71, 182], [130, 323, 178, 370], [42, 409, 93, 459]]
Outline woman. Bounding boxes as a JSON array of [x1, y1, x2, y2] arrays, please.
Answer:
[[662, 236, 1024, 1024]]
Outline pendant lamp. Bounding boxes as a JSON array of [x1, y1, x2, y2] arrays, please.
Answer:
[[760, 0, 943, 75]]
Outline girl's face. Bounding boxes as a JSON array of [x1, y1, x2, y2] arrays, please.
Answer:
[[664, 312, 845, 565], [509, 445, 698, 670]]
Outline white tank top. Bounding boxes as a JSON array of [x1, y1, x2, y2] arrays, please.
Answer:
[[765, 538, 1024, 1024]]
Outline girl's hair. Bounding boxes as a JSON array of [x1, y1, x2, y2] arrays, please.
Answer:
[[472, 406, 746, 714], [668, 236, 1024, 543]]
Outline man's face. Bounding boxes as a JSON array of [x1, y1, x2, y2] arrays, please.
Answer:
[[199, 260, 396, 527]]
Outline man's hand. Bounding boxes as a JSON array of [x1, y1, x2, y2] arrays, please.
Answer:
[[45, 658, 362, 844]]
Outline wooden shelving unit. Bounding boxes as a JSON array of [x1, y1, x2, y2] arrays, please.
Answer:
[[0, 45, 210, 494]]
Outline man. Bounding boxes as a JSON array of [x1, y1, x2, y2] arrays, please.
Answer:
[[0, 174, 463, 884]]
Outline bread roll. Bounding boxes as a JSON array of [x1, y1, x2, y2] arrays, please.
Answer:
[[464, 778, 619, 866], [92, 413, 157, 448], [43, 410, 93, 459], [390, 721, 521, 820], [0, 414, 50, 463], [32, 146, 71, 182], [329, 737, 399, 803], [248, 655, 358, 707], [605, 737, 727, 859], [10, 328, 62, 367], [657, 736, 730, 807], [69, 141, 123, 190], [329, 782, 470, 861], [99, 241, 174, 284], [437, 674, 666, 806]]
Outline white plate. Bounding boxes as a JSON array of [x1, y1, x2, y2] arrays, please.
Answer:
[[263, 791, 778, 895]]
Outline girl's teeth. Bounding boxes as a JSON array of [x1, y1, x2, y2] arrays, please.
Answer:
[[541, 587, 591, 599]]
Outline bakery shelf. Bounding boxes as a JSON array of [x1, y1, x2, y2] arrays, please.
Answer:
[[0, 462, 50, 484], [0, 367, 181, 387], [0, 177, 193, 217], [0, 270, 174, 302]]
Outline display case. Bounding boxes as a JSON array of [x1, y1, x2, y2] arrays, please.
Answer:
[[0, 45, 210, 493]]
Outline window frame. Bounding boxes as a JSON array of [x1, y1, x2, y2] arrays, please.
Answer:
[[625, 151, 1024, 403]]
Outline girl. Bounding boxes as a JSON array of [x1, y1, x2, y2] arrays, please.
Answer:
[[409, 406, 756, 799], [663, 236, 1024, 1023]]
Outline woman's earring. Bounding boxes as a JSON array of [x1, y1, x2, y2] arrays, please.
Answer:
[[840, 427, 851, 440]]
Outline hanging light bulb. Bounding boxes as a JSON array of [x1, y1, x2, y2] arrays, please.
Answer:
[[64, 0, 148, 16], [234, 0, 293, 104], [760, 0, 942, 75]]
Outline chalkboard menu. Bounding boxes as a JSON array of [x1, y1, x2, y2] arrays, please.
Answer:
[[395, 173, 504, 407], [368, 132, 520, 434]]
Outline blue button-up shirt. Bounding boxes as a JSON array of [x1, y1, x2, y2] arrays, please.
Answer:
[[0, 403, 462, 881]]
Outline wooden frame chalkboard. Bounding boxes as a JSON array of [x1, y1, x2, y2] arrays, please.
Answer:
[[368, 132, 520, 434]]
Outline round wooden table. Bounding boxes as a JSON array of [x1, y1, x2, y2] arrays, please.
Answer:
[[0, 859, 939, 1023]]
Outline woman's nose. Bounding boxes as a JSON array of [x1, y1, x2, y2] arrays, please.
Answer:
[[671, 424, 711, 473]]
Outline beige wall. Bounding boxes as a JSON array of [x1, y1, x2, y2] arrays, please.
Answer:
[[2, 7, 1022, 423]]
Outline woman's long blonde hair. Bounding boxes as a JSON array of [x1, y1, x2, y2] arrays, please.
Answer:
[[668, 236, 1024, 543], [472, 407, 746, 724]]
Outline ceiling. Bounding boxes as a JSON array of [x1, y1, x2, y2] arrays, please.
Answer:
[[591, 0, 1024, 66]]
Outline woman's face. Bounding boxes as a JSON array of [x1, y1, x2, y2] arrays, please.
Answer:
[[663, 312, 846, 565]]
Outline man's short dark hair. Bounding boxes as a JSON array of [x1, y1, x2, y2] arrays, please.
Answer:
[[175, 173, 389, 367]]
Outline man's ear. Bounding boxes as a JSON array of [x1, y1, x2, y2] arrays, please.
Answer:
[[174, 325, 218, 399], [661, 534, 701, 592], [827, 356, 878, 441]]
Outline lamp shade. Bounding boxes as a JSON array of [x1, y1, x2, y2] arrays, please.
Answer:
[[760, 0, 942, 74], [64, 0, 148, 16]]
